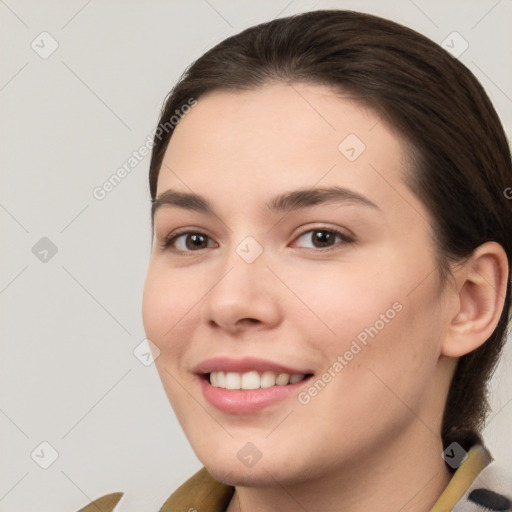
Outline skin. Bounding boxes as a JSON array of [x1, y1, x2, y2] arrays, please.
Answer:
[[142, 83, 508, 512]]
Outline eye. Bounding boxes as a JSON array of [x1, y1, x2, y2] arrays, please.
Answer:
[[160, 226, 353, 253], [161, 230, 216, 252], [292, 227, 353, 250]]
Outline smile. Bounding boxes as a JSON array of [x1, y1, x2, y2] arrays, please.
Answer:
[[194, 357, 314, 414], [209, 370, 308, 389]]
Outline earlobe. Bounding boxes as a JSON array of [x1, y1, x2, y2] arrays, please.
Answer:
[[441, 241, 509, 358]]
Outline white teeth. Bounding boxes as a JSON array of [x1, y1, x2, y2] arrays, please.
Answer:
[[216, 371, 226, 388], [225, 372, 241, 390], [241, 371, 260, 390], [209, 371, 306, 390], [260, 371, 276, 388], [275, 373, 290, 385]]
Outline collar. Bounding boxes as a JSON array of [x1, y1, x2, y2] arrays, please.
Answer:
[[431, 441, 493, 511]]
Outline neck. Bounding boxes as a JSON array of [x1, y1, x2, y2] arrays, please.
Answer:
[[226, 426, 453, 512]]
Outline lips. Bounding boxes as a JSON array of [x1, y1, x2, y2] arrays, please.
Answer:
[[194, 356, 313, 375], [193, 356, 314, 414]]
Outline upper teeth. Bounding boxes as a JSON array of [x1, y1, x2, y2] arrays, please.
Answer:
[[209, 371, 306, 390]]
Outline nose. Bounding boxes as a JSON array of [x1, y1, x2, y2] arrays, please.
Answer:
[[199, 246, 283, 335]]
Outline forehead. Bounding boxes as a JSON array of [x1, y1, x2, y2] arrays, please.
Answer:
[[157, 83, 418, 219]]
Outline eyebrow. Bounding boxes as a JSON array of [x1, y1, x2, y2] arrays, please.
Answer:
[[151, 186, 381, 220]]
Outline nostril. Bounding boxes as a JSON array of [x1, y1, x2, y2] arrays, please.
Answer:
[[241, 318, 259, 325]]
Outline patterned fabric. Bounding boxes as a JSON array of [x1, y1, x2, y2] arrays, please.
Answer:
[[451, 458, 512, 511], [75, 436, 511, 512]]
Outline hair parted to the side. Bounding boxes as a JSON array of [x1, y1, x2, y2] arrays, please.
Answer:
[[148, 10, 512, 447]]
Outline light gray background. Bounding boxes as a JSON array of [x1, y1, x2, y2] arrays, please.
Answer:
[[1, 1, 511, 511]]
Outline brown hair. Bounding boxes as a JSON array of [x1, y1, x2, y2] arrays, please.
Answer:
[[148, 10, 512, 446]]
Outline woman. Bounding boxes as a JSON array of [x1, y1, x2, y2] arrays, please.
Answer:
[[78, 9, 512, 512]]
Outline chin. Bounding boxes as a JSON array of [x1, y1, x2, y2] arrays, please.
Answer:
[[205, 462, 291, 488], [199, 449, 312, 488], [213, 469, 273, 487]]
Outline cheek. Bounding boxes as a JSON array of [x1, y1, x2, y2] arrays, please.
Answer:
[[286, 259, 402, 346], [143, 264, 193, 336], [141, 265, 201, 376], [331, 274, 444, 416], [291, 255, 442, 395], [142, 267, 201, 419]]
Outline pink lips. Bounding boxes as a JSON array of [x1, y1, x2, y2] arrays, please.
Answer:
[[194, 356, 312, 375], [194, 356, 313, 414]]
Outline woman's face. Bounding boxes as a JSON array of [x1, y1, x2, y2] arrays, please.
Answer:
[[142, 83, 456, 486]]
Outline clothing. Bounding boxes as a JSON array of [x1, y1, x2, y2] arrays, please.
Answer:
[[75, 433, 511, 512]]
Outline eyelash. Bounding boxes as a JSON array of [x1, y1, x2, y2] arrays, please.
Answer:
[[160, 227, 354, 254]]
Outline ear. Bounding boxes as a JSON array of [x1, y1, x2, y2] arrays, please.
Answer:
[[441, 241, 509, 358]]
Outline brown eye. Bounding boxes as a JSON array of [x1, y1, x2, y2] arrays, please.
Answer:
[[311, 230, 336, 247], [162, 231, 215, 252], [185, 233, 208, 250], [293, 228, 352, 250]]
